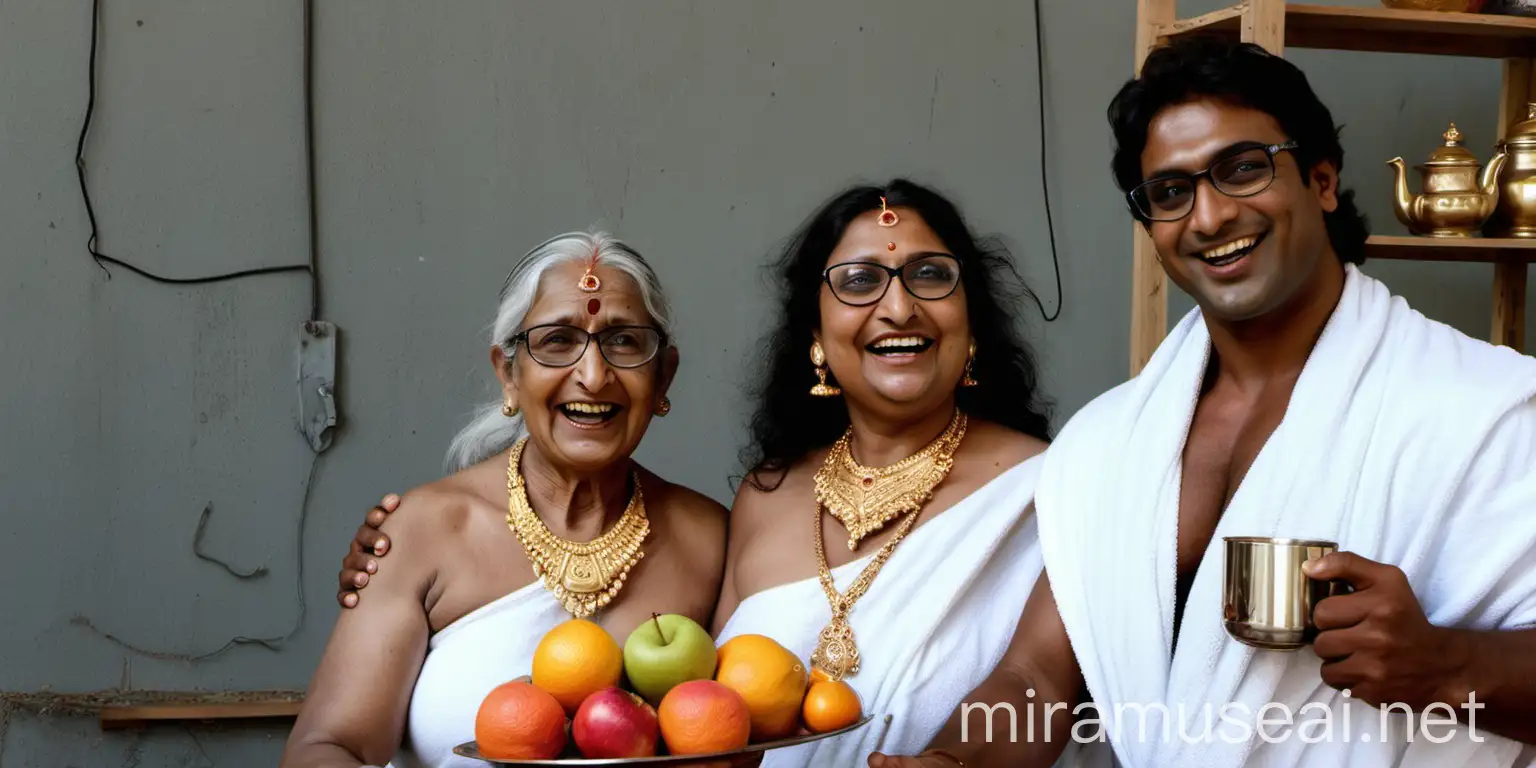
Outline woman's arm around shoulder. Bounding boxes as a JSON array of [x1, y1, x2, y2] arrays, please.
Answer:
[[279, 486, 456, 768]]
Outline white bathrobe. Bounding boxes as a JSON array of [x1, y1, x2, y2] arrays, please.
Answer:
[[718, 455, 1104, 768], [1036, 264, 1536, 768]]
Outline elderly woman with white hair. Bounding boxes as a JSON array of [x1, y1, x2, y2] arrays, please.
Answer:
[[280, 231, 727, 768]]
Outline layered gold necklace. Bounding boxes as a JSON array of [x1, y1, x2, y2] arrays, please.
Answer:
[[810, 410, 968, 681], [505, 437, 649, 619], [813, 409, 968, 550]]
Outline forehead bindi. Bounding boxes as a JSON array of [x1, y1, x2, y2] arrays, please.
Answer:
[[828, 209, 950, 268], [1143, 99, 1288, 176], [526, 262, 646, 327]]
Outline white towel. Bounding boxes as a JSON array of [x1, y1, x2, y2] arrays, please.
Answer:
[[389, 581, 571, 768], [1036, 264, 1536, 768], [717, 455, 1103, 767]]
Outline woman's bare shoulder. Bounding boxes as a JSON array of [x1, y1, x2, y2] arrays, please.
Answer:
[[728, 450, 823, 531], [961, 419, 1049, 475], [380, 473, 490, 554], [636, 470, 726, 550]]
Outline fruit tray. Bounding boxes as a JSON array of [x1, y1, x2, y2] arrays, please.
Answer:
[[454, 713, 884, 765]]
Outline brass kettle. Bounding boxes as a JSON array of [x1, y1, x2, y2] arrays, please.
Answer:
[[1388, 122, 1506, 237], [1484, 103, 1536, 238]]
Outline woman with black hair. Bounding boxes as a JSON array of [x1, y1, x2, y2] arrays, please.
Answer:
[[707, 178, 1072, 765]]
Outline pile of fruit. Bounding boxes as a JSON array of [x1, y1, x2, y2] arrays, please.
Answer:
[[473, 614, 863, 760]]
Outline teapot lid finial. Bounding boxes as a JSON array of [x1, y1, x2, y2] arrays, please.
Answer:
[[1505, 104, 1536, 147], [1424, 121, 1478, 166]]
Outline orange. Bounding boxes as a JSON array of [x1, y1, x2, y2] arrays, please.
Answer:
[[714, 634, 808, 741], [474, 680, 568, 760], [532, 619, 624, 715], [802, 680, 862, 734], [657, 679, 751, 754]]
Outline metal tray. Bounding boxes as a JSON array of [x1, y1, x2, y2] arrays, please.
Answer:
[[453, 713, 889, 765]]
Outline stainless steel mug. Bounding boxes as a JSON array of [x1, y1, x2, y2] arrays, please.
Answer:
[[1222, 537, 1352, 651]]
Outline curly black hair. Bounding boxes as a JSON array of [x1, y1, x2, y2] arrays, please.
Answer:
[[737, 178, 1055, 492], [1107, 35, 1370, 264]]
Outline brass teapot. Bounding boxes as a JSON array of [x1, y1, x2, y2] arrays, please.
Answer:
[[1388, 122, 1506, 237], [1484, 103, 1536, 238]]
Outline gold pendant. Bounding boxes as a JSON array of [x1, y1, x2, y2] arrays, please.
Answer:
[[811, 611, 860, 681]]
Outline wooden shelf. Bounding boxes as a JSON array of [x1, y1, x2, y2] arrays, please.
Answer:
[[1365, 235, 1536, 262], [1163, 3, 1536, 59], [1130, 0, 1532, 372], [97, 695, 303, 730]]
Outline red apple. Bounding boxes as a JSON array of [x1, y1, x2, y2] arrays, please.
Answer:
[[571, 687, 660, 758]]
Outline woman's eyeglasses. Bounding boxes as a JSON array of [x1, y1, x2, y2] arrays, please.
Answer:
[[823, 254, 962, 307], [509, 324, 666, 368], [1127, 141, 1299, 222]]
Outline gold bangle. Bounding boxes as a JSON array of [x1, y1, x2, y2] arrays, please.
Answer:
[[923, 749, 967, 767]]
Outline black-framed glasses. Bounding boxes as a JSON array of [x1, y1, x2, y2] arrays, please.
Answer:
[[1128, 141, 1299, 222], [509, 324, 667, 368], [823, 254, 962, 307]]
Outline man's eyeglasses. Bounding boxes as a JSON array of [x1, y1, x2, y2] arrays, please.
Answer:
[[823, 254, 962, 307], [1128, 141, 1299, 222], [509, 324, 667, 368]]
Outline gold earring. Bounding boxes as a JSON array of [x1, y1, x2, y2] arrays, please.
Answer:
[[655, 396, 671, 417], [810, 342, 841, 397], [503, 400, 519, 417], [961, 341, 979, 387]]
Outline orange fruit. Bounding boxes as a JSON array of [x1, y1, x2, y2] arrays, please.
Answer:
[[714, 634, 808, 741], [802, 680, 861, 734], [809, 667, 832, 686], [532, 619, 623, 715], [475, 680, 568, 760], [657, 679, 751, 754]]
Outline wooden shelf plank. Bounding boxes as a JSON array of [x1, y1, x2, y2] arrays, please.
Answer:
[[1161, 3, 1536, 59], [1365, 234, 1536, 262], [99, 698, 303, 730]]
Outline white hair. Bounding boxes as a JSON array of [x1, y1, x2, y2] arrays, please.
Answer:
[[443, 230, 676, 473]]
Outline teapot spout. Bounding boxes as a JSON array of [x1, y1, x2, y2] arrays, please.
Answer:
[[1387, 157, 1418, 229], [1480, 147, 1508, 200]]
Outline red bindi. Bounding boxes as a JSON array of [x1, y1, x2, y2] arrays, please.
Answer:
[[587, 298, 601, 315], [887, 242, 897, 251]]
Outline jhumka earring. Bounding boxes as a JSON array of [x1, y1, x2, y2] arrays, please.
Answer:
[[503, 399, 520, 417], [810, 342, 841, 397], [961, 341, 979, 387], [655, 396, 672, 417]]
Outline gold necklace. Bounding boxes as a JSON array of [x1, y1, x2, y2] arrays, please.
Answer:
[[505, 437, 649, 618], [813, 409, 968, 550], [809, 410, 967, 681]]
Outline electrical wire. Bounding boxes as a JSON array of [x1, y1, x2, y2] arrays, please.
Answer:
[[1033, 0, 1063, 323], [302, 0, 321, 321], [72, 448, 320, 662], [76, 0, 316, 304], [70, 0, 326, 663]]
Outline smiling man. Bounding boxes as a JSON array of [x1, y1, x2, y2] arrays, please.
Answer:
[[872, 35, 1536, 768]]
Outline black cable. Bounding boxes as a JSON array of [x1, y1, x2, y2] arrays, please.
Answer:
[[76, 0, 314, 287], [69, 0, 327, 664], [1033, 0, 1063, 323], [73, 446, 319, 662], [303, 0, 321, 321]]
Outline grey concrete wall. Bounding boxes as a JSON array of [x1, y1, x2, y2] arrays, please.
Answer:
[[1, 0, 1528, 765]]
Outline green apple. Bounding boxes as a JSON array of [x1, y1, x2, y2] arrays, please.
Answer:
[[623, 613, 718, 706]]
